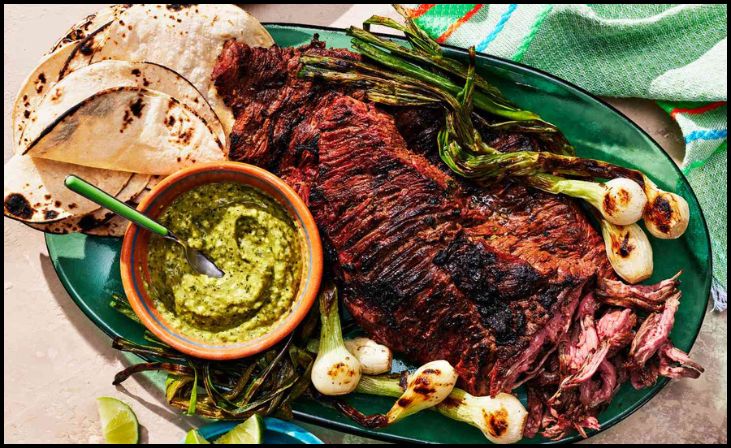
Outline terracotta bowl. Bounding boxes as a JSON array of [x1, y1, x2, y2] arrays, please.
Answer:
[[120, 162, 323, 360]]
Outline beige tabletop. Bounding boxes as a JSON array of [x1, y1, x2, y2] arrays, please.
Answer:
[[4, 4, 727, 444]]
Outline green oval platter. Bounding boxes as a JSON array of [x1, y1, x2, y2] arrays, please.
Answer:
[[44, 24, 712, 444]]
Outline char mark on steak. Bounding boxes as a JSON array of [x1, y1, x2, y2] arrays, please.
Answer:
[[212, 40, 700, 438]]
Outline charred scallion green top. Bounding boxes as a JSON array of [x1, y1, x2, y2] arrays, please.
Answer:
[[109, 294, 317, 421]]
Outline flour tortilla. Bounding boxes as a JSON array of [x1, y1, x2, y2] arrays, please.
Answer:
[[21, 60, 226, 148], [82, 213, 130, 237], [48, 4, 128, 53], [12, 43, 78, 153], [12, 22, 116, 154], [4, 155, 131, 223], [23, 86, 225, 175], [57, 22, 112, 85], [27, 173, 150, 234], [67, 4, 273, 137]]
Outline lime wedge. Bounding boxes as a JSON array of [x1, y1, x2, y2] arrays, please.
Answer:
[[96, 397, 139, 444], [184, 429, 211, 444], [214, 414, 265, 444]]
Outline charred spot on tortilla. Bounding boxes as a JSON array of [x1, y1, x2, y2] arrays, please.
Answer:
[[131, 68, 141, 77], [79, 36, 99, 55], [78, 213, 102, 231], [130, 95, 145, 117], [34, 73, 46, 94], [121, 95, 145, 132], [177, 127, 194, 145], [59, 22, 110, 79], [44, 210, 59, 220], [49, 86, 63, 102], [4, 193, 34, 219], [24, 110, 31, 119]]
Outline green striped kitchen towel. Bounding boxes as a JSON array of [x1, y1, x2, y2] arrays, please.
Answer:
[[400, 4, 727, 310]]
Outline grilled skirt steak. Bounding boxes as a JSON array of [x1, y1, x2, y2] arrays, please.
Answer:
[[212, 40, 699, 438]]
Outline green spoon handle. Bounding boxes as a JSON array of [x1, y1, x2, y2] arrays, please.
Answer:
[[64, 175, 168, 236]]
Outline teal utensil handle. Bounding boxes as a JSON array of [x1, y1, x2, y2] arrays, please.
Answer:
[[65, 175, 168, 236]]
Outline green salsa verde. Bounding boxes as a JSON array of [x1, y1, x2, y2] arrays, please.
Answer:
[[147, 182, 302, 344]]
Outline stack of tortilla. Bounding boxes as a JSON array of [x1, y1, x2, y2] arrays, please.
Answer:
[[4, 4, 273, 236]]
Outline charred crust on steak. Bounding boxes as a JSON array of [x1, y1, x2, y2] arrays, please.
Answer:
[[360, 279, 407, 317], [293, 134, 320, 164]]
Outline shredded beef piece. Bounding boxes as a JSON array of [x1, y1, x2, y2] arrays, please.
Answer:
[[596, 272, 681, 311], [579, 359, 618, 409], [629, 293, 681, 366], [657, 342, 704, 379], [596, 308, 637, 356]]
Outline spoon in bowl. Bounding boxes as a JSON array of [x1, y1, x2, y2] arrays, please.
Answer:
[[65, 175, 224, 278]]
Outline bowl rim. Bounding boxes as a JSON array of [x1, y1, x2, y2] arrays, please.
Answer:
[[120, 161, 323, 360]]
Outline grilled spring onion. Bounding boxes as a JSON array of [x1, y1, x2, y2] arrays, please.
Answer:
[[600, 220, 654, 284], [305, 335, 392, 375], [642, 176, 690, 239], [344, 337, 392, 375], [529, 174, 647, 226], [355, 374, 527, 444], [337, 361, 458, 428], [109, 296, 316, 420], [385, 360, 458, 424], [311, 284, 362, 395]]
